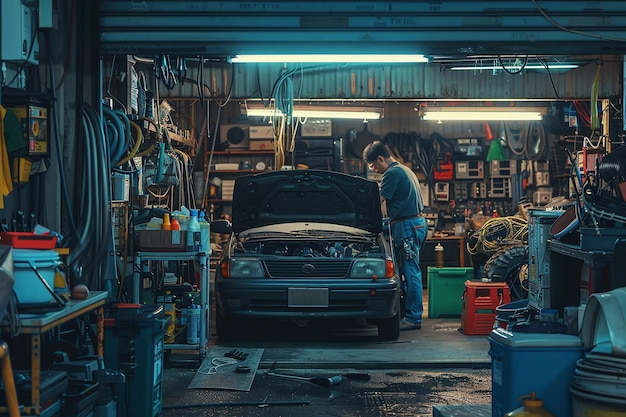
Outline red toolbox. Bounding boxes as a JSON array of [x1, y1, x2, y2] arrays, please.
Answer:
[[433, 152, 453, 180]]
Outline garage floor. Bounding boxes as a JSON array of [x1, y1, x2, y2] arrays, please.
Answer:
[[159, 290, 495, 417]]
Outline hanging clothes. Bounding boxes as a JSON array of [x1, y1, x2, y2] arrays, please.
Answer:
[[0, 104, 28, 208]]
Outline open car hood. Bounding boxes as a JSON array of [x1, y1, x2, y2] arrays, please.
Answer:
[[231, 169, 383, 234]]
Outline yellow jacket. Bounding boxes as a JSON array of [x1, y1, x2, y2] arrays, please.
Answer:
[[0, 105, 13, 209]]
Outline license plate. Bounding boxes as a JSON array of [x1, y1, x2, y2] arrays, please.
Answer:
[[288, 288, 329, 307]]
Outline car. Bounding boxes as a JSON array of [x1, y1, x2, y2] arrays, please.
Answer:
[[213, 169, 401, 341]]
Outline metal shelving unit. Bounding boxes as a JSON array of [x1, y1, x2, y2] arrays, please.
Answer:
[[133, 251, 210, 358]]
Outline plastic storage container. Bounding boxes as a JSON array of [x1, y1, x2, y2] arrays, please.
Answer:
[[461, 280, 510, 335], [104, 304, 166, 417], [12, 248, 61, 304], [427, 267, 474, 318], [489, 327, 584, 417]]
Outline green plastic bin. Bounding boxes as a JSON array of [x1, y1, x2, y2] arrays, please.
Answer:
[[427, 267, 474, 318]]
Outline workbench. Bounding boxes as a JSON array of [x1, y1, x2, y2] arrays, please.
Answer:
[[2, 291, 107, 415], [420, 235, 471, 286]]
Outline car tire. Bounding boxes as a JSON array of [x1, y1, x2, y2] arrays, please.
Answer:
[[483, 245, 529, 301], [378, 302, 401, 341]]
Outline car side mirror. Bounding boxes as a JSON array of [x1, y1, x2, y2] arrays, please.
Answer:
[[210, 219, 232, 235]]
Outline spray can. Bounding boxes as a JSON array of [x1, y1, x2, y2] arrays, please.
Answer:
[[434, 243, 445, 267], [186, 304, 201, 345]]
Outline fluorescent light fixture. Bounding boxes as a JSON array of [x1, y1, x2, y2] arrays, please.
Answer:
[[245, 104, 383, 120], [450, 64, 578, 71], [231, 54, 429, 63], [422, 107, 546, 121]]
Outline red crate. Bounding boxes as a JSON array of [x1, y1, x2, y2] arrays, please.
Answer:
[[0, 232, 57, 249], [461, 280, 510, 335]]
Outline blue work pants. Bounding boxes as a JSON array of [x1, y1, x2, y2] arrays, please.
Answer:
[[392, 216, 428, 323]]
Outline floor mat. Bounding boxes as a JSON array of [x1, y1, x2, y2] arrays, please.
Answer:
[[187, 347, 264, 391]]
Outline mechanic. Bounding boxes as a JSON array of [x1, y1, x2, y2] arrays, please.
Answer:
[[363, 141, 427, 331]]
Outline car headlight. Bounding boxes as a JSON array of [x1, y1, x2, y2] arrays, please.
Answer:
[[350, 259, 387, 278], [222, 259, 265, 278]]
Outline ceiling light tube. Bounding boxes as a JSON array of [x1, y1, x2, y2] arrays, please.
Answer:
[[231, 54, 429, 63], [245, 104, 383, 120], [450, 64, 578, 71], [422, 107, 546, 121]]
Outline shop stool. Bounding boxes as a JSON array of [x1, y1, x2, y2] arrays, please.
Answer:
[[461, 280, 511, 335]]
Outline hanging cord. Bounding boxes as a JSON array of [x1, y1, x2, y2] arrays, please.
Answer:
[[67, 104, 114, 290], [589, 63, 602, 140], [115, 121, 144, 167], [466, 215, 528, 257], [45, 31, 78, 238]]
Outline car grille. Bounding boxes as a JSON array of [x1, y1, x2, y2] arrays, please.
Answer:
[[264, 260, 351, 278]]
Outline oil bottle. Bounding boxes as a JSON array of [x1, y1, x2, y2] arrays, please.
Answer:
[[434, 243, 444, 267], [504, 392, 555, 417]]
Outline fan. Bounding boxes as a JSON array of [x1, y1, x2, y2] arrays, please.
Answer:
[[220, 124, 250, 149]]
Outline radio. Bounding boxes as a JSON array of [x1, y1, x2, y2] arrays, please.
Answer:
[[434, 182, 450, 201], [455, 160, 484, 179], [490, 160, 516, 178]]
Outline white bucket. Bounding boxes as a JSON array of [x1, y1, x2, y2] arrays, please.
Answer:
[[13, 249, 60, 304]]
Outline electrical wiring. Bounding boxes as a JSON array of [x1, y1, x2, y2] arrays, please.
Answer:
[[102, 107, 128, 166], [531, 0, 626, 43], [55, 0, 76, 90], [45, 31, 78, 238], [115, 120, 144, 167], [536, 57, 561, 98], [498, 56, 528, 75], [67, 104, 115, 291], [104, 55, 127, 113], [466, 215, 528, 257]]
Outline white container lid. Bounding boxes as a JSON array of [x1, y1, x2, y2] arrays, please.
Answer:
[[490, 327, 583, 347]]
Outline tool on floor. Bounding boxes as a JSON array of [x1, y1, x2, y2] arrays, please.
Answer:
[[343, 372, 371, 381], [224, 349, 249, 361], [266, 362, 342, 388]]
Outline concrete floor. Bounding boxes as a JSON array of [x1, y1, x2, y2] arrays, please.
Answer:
[[159, 291, 496, 417]]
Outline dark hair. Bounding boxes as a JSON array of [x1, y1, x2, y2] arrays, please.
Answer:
[[362, 141, 389, 162]]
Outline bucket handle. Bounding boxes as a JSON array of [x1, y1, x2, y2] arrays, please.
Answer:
[[26, 260, 67, 307]]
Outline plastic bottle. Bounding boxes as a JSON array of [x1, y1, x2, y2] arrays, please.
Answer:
[[434, 243, 445, 267], [186, 209, 201, 252], [186, 304, 201, 344], [170, 216, 181, 231], [198, 211, 211, 254], [161, 213, 171, 230], [504, 392, 555, 417]]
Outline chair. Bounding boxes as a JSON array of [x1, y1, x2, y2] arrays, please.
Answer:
[[0, 245, 21, 416]]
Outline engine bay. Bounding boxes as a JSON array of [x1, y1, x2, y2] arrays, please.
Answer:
[[236, 239, 383, 258]]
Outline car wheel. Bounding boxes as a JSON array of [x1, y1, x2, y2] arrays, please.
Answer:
[[378, 303, 401, 341]]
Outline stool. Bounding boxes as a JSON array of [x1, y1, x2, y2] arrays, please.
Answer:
[[461, 280, 511, 335]]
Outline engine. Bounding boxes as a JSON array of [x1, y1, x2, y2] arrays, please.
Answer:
[[238, 240, 380, 258]]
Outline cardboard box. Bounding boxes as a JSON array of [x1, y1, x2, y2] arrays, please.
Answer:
[[249, 126, 274, 139], [249, 139, 274, 151], [138, 230, 186, 251]]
